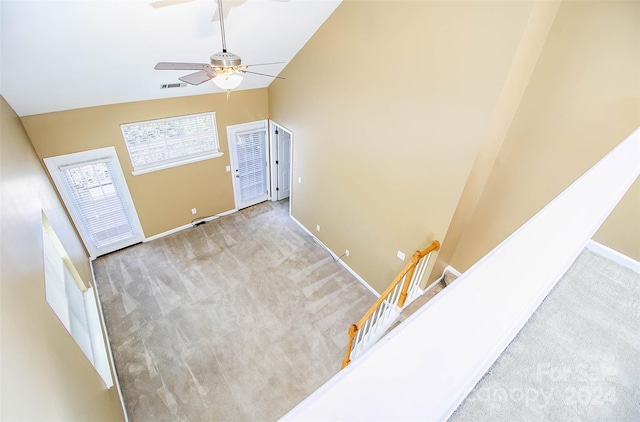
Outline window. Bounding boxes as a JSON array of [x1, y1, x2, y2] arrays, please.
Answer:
[[120, 112, 223, 175], [42, 212, 113, 387]]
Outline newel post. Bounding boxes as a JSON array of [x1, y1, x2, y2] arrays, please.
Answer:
[[341, 324, 359, 369]]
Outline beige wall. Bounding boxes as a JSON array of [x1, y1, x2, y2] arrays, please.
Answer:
[[450, 0, 640, 271], [269, 0, 536, 292], [594, 177, 640, 260], [0, 96, 125, 421], [433, 0, 561, 279], [22, 89, 269, 238]]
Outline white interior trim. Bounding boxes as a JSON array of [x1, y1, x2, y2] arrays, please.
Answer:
[[421, 265, 461, 293], [283, 128, 640, 421], [268, 120, 279, 202], [131, 152, 224, 176], [89, 260, 129, 422], [421, 278, 442, 295], [289, 215, 380, 298], [443, 265, 462, 278], [337, 258, 380, 299], [586, 239, 640, 274], [143, 209, 237, 243], [268, 120, 293, 202]]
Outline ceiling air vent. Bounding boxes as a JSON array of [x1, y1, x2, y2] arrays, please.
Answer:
[[161, 82, 187, 89]]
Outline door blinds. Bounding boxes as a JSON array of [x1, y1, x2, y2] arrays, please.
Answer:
[[236, 130, 268, 202], [61, 159, 137, 250]]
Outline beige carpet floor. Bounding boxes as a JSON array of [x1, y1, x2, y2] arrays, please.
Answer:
[[450, 248, 640, 421], [93, 199, 376, 421]]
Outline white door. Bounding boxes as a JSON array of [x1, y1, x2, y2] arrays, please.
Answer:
[[44, 147, 144, 259], [227, 120, 270, 209], [270, 122, 291, 201]]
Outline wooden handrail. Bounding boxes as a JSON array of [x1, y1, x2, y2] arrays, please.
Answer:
[[342, 240, 440, 368], [398, 254, 420, 309]]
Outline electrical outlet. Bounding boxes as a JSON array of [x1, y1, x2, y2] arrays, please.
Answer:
[[191, 208, 197, 215], [298, 177, 302, 184], [397, 250, 406, 261], [345, 249, 350, 257], [316, 224, 320, 232], [225, 165, 231, 172]]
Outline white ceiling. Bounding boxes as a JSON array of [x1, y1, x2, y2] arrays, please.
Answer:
[[0, 0, 341, 117]]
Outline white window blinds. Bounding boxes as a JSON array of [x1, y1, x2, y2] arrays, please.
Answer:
[[121, 112, 222, 175], [236, 130, 268, 202], [61, 159, 137, 250]]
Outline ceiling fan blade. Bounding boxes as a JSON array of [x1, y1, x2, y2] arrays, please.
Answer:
[[241, 70, 285, 80], [150, 0, 194, 8], [244, 62, 286, 67], [155, 62, 210, 71], [179, 70, 216, 86], [211, 0, 247, 22]]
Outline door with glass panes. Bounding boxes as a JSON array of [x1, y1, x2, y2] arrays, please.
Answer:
[[227, 121, 269, 209], [44, 146, 144, 258]]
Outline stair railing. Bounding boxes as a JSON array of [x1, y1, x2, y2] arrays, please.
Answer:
[[342, 240, 440, 368]]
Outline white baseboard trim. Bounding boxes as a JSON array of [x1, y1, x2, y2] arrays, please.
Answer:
[[289, 215, 380, 298], [421, 281, 438, 295], [424, 265, 462, 289], [143, 209, 238, 243], [338, 258, 381, 299], [443, 265, 462, 278], [586, 239, 640, 274], [420, 264, 461, 295]]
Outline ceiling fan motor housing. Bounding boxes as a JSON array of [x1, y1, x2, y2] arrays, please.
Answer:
[[210, 51, 241, 67]]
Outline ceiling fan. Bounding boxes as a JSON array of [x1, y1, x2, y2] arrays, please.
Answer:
[[154, 0, 285, 93], [151, 0, 288, 22]]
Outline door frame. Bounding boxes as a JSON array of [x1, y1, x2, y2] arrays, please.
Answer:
[[43, 146, 144, 259], [226, 119, 270, 210], [268, 121, 293, 202]]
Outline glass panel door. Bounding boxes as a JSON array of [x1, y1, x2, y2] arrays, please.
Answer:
[[227, 120, 270, 210], [44, 147, 144, 258]]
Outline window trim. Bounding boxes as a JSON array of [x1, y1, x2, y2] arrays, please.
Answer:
[[120, 112, 223, 176], [131, 151, 223, 176]]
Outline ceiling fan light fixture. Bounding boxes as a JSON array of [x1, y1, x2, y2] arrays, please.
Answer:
[[154, 0, 284, 93], [210, 51, 241, 68], [212, 72, 243, 90]]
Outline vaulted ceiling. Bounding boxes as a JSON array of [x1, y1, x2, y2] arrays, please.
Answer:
[[1, 0, 341, 117]]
